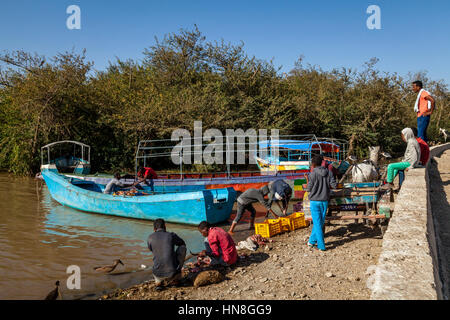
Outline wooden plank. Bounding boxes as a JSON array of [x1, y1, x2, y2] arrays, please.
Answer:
[[328, 204, 366, 211], [342, 182, 381, 188], [305, 214, 386, 221], [331, 190, 379, 196], [329, 195, 379, 205]]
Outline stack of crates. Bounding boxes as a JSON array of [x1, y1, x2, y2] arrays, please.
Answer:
[[255, 213, 308, 238]]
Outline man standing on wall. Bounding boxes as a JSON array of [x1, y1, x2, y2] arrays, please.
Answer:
[[412, 80, 435, 142]]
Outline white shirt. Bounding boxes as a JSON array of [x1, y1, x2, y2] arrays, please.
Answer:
[[103, 178, 125, 194]]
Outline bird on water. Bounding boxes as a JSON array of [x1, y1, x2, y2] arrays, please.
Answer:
[[93, 259, 124, 273], [44, 281, 61, 300]]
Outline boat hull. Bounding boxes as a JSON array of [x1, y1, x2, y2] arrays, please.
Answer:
[[60, 171, 308, 199], [41, 170, 236, 225], [255, 156, 310, 172]]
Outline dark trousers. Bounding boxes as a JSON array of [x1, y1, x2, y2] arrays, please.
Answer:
[[234, 203, 256, 224], [417, 115, 430, 142], [398, 170, 405, 187]]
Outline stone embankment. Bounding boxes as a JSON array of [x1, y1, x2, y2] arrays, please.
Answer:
[[367, 143, 450, 300]]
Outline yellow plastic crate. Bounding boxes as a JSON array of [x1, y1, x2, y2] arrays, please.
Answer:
[[279, 216, 292, 232], [266, 218, 283, 235], [254, 219, 282, 238], [290, 212, 307, 230]]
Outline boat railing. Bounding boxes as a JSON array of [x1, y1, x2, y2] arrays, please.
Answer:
[[135, 134, 348, 180]]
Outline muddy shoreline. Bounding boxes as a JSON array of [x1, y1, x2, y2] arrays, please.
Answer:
[[103, 217, 384, 300]]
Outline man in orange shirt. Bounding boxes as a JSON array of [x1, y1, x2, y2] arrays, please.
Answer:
[[412, 80, 435, 142]]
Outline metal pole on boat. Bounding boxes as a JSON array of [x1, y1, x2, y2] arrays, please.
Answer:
[[135, 141, 140, 180], [179, 150, 183, 180], [135, 159, 137, 181], [226, 135, 230, 178], [330, 138, 333, 159], [271, 137, 278, 176], [225, 135, 230, 178]]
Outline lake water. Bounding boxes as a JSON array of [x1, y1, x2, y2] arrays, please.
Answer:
[[0, 173, 207, 300]]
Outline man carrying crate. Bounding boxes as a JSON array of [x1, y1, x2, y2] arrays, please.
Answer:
[[228, 185, 279, 236]]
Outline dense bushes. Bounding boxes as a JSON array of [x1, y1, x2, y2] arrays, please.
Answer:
[[0, 27, 448, 175]]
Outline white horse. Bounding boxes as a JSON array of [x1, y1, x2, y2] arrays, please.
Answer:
[[350, 146, 390, 183], [351, 160, 379, 183]]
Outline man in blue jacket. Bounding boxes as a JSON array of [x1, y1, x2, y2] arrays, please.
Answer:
[[306, 154, 337, 251], [266, 179, 293, 217]]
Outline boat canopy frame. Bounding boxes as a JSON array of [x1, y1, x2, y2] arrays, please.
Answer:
[[41, 140, 91, 166], [135, 134, 348, 179], [258, 136, 348, 162]]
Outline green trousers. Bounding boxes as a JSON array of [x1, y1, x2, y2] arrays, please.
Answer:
[[386, 162, 410, 183]]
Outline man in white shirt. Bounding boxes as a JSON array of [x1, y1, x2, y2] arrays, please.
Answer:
[[103, 172, 134, 194], [412, 80, 435, 142]]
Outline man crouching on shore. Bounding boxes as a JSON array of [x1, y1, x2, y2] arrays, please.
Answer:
[[197, 221, 237, 267], [147, 218, 187, 289]]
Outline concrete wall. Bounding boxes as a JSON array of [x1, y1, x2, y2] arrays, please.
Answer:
[[367, 143, 450, 300]]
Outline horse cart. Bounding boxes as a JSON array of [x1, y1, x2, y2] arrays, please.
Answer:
[[302, 182, 392, 224]]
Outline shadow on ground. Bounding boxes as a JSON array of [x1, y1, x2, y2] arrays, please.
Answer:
[[184, 251, 270, 285], [324, 222, 384, 250]]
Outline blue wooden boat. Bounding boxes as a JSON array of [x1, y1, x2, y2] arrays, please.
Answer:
[[41, 170, 236, 225], [255, 137, 348, 174], [38, 136, 315, 198]]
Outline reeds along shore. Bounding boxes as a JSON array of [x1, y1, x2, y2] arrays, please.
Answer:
[[1, 27, 449, 176]]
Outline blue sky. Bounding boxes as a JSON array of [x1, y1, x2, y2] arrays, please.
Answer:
[[1, 0, 449, 85]]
